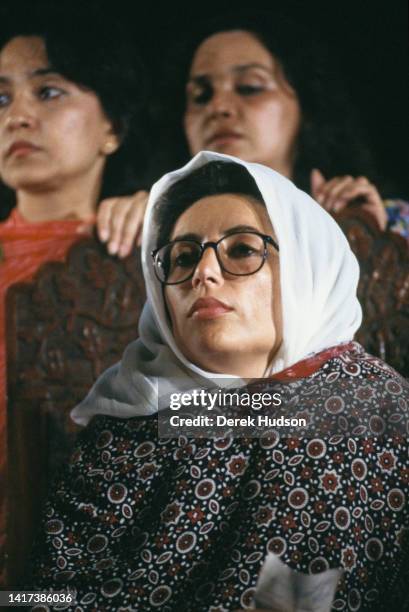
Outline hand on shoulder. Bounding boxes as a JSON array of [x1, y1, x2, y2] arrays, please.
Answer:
[[96, 190, 149, 258], [310, 168, 387, 231]]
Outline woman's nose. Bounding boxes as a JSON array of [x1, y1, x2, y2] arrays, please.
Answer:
[[3, 96, 37, 131], [207, 88, 237, 119], [192, 246, 224, 288]]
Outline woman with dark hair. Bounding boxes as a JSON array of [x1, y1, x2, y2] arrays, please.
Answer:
[[0, 12, 146, 585], [0, 13, 148, 217], [29, 152, 409, 610], [103, 12, 408, 254]]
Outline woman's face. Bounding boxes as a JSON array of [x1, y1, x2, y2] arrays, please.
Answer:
[[184, 31, 301, 178], [0, 36, 118, 193], [164, 194, 282, 378]]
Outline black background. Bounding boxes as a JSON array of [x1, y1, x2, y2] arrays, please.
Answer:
[[1, 0, 408, 195]]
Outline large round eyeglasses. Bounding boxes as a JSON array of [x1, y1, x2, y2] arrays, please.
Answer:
[[151, 231, 279, 285]]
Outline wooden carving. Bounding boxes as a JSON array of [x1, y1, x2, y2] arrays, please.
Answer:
[[6, 237, 146, 585], [336, 208, 409, 377]]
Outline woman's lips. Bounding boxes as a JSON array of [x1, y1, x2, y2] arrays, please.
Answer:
[[189, 297, 233, 320], [7, 141, 42, 158], [206, 132, 243, 147]]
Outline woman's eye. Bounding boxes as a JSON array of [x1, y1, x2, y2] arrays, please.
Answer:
[[228, 243, 259, 258], [188, 85, 213, 106], [173, 251, 198, 268], [0, 92, 11, 108], [236, 84, 264, 96], [38, 86, 66, 101]]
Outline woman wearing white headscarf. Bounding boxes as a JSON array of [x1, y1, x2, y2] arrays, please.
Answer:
[[30, 152, 408, 611]]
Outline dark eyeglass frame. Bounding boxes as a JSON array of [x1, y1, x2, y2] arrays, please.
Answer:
[[151, 230, 279, 286]]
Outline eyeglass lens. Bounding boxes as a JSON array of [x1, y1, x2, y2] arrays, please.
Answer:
[[155, 233, 266, 284]]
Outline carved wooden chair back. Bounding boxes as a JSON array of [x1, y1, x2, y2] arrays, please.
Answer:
[[337, 208, 409, 376], [6, 237, 146, 585]]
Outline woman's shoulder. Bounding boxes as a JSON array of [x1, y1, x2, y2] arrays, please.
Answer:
[[0, 207, 18, 232], [324, 341, 405, 378], [321, 342, 409, 433]]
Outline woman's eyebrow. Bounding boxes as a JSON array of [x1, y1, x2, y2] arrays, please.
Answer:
[[30, 67, 62, 79], [186, 75, 209, 86], [188, 63, 273, 82], [223, 224, 261, 235], [0, 67, 60, 84], [171, 232, 201, 241], [233, 63, 273, 74], [172, 225, 261, 242]]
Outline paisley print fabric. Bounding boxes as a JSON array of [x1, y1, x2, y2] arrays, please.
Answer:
[[29, 343, 409, 611]]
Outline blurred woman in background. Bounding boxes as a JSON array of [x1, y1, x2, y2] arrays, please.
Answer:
[[0, 10, 146, 584], [102, 13, 408, 256]]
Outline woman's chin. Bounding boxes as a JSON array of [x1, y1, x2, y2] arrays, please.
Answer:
[[192, 320, 235, 346], [210, 141, 247, 159], [182, 331, 242, 373], [5, 170, 54, 192]]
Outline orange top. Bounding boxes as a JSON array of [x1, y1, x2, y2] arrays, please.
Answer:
[[0, 208, 93, 584]]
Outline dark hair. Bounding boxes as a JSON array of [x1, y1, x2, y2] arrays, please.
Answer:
[[152, 11, 376, 193], [0, 5, 149, 219], [155, 160, 265, 248]]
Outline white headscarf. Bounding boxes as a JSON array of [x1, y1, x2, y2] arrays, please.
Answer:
[[71, 151, 362, 426]]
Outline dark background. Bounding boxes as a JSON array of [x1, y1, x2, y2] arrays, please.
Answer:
[[1, 0, 408, 196]]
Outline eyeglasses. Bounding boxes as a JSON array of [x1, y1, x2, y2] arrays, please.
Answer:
[[151, 231, 279, 285]]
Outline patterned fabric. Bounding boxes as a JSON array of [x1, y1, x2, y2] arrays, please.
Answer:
[[0, 208, 93, 586], [384, 198, 409, 241], [29, 343, 409, 611]]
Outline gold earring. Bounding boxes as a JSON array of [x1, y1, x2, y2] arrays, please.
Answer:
[[104, 141, 116, 153]]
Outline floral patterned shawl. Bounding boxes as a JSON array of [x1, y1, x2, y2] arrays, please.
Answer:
[[29, 343, 409, 611]]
